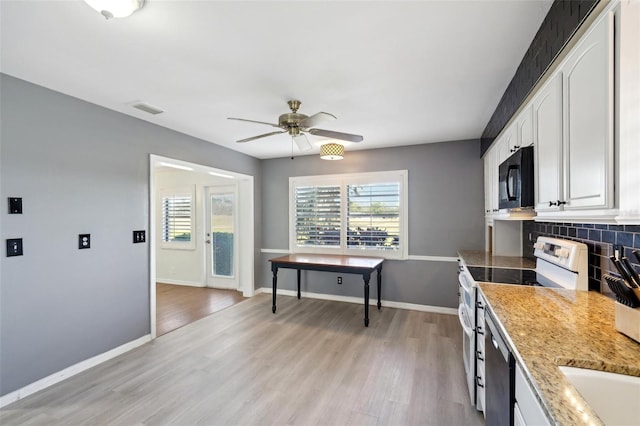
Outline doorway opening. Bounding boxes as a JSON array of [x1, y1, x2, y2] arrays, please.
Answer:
[[149, 155, 254, 338]]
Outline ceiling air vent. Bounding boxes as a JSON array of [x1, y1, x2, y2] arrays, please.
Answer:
[[130, 101, 164, 115]]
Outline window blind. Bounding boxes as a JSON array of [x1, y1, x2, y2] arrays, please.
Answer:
[[294, 185, 341, 247], [347, 183, 400, 250], [162, 195, 192, 243]]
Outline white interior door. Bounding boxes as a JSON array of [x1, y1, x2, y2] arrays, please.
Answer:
[[205, 185, 238, 289]]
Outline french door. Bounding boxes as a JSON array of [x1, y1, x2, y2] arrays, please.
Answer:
[[205, 185, 238, 289]]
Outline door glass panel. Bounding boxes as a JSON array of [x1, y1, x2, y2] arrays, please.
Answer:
[[211, 192, 234, 277]]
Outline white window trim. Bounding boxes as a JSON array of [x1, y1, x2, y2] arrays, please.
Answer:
[[289, 170, 408, 260], [159, 185, 196, 250]]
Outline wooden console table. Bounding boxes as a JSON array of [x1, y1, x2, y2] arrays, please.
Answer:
[[269, 254, 384, 327]]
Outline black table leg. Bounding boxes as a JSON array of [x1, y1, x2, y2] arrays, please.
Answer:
[[363, 273, 371, 327], [297, 269, 301, 299], [271, 266, 278, 313], [377, 265, 382, 310]]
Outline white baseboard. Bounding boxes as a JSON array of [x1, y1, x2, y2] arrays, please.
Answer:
[[0, 334, 151, 409], [259, 287, 457, 315], [156, 279, 204, 287]]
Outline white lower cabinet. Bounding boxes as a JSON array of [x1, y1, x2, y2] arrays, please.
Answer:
[[476, 293, 486, 414], [515, 363, 550, 426]]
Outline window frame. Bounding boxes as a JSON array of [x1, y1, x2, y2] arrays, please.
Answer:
[[289, 170, 408, 260], [159, 186, 196, 250]]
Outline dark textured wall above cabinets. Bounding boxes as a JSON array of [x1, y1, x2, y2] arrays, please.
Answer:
[[480, 0, 600, 156]]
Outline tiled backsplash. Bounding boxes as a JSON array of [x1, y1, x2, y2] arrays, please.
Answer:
[[523, 222, 640, 293]]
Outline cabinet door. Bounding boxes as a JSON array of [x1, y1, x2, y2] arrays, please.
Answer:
[[534, 74, 563, 212], [517, 104, 534, 148], [484, 148, 498, 215], [498, 125, 516, 164], [562, 13, 614, 210]]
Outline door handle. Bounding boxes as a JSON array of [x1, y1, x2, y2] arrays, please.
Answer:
[[506, 165, 518, 200]]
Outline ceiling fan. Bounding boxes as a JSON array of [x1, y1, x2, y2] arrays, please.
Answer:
[[228, 100, 363, 151]]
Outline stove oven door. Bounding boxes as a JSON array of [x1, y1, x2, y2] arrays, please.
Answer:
[[458, 303, 476, 406]]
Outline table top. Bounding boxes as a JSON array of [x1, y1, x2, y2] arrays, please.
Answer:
[[269, 253, 383, 270]]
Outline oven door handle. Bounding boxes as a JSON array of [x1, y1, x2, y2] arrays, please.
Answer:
[[458, 304, 474, 337], [458, 270, 474, 294]]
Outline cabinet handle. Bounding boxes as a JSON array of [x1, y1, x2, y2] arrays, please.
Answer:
[[510, 145, 521, 153], [549, 201, 558, 207], [476, 326, 484, 336], [493, 209, 499, 212], [476, 350, 484, 361], [557, 200, 567, 206], [476, 376, 484, 388], [476, 301, 484, 309]]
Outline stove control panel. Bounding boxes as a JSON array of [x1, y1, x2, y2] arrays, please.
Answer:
[[534, 236, 588, 273]]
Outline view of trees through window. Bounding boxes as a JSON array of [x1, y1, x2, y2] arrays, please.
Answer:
[[294, 181, 401, 252], [347, 183, 400, 250]]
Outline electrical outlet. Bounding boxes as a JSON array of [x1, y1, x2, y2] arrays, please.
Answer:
[[337, 276, 342, 285], [6, 238, 23, 257], [133, 230, 146, 243], [8, 197, 22, 214], [79, 234, 91, 249], [613, 244, 624, 260]]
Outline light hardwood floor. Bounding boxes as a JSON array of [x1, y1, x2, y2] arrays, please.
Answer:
[[1, 294, 485, 426], [156, 283, 247, 336]]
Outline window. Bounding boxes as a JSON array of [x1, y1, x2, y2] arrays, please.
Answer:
[[290, 171, 408, 259], [160, 187, 195, 249], [295, 185, 341, 247]]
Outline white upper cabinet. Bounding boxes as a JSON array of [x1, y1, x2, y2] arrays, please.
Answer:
[[484, 146, 498, 216], [517, 104, 534, 148], [498, 124, 516, 164], [561, 11, 614, 211], [534, 74, 563, 212]]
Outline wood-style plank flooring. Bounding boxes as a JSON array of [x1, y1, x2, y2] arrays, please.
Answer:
[[1, 294, 485, 426], [156, 283, 247, 336]]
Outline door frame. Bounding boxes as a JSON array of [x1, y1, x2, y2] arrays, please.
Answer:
[[149, 154, 255, 339]]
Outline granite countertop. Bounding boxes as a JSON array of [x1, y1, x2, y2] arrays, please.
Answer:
[[458, 250, 536, 269], [478, 284, 640, 426], [457, 251, 640, 425]]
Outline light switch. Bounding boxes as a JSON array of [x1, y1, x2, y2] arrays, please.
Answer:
[[6, 238, 23, 257], [133, 230, 146, 243]]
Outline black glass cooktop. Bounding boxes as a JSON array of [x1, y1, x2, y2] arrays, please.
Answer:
[[467, 266, 561, 288]]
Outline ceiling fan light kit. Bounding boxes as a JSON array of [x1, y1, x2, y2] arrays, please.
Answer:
[[320, 143, 345, 161], [228, 100, 362, 158], [83, 0, 144, 19]]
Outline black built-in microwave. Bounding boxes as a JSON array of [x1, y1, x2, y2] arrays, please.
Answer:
[[498, 146, 534, 210]]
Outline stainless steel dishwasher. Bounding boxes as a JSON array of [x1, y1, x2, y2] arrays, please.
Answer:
[[485, 309, 515, 426]]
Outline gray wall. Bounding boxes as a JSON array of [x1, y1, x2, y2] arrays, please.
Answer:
[[259, 141, 485, 307], [0, 74, 262, 396]]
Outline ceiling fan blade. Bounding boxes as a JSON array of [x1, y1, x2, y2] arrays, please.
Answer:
[[236, 130, 286, 143], [308, 128, 363, 142], [228, 117, 281, 128], [299, 112, 336, 129], [293, 134, 312, 151]]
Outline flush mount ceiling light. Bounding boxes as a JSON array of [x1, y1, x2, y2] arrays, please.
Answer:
[[84, 0, 144, 19], [320, 143, 345, 161]]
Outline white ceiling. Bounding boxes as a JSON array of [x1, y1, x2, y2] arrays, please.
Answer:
[[0, 0, 552, 159]]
